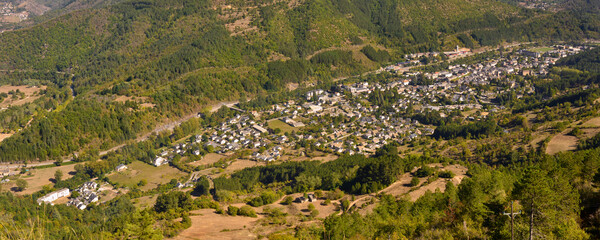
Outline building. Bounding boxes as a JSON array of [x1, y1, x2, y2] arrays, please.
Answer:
[[37, 188, 70, 205], [115, 164, 128, 172], [252, 124, 268, 134], [154, 156, 168, 167]]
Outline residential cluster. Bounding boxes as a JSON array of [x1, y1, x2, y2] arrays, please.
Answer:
[[67, 181, 99, 210]]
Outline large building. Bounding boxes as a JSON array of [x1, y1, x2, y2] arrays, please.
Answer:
[[37, 188, 70, 205]]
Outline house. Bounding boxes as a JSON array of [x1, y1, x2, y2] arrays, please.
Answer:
[[115, 164, 128, 172], [37, 188, 70, 205], [154, 156, 168, 167]]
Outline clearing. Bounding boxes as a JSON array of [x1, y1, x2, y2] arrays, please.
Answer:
[[188, 153, 225, 167], [267, 119, 298, 133], [107, 161, 187, 191], [0, 133, 12, 143], [581, 116, 600, 128], [113, 95, 155, 108], [174, 209, 259, 240], [546, 130, 578, 155], [0, 85, 46, 108], [9, 164, 77, 195]]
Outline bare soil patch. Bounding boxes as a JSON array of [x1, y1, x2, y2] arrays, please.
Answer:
[[382, 164, 468, 201], [173, 209, 258, 240], [0, 85, 45, 108], [582, 117, 600, 127], [0, 133, 12, 143], [546, 132, 578, 155], [582, 128, 600, 138]]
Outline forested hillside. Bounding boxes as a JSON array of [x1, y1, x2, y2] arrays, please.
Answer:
[[0, 0, 599, 162]]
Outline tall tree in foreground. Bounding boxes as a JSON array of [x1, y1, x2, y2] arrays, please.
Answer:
[[512, 166, 587, 239]]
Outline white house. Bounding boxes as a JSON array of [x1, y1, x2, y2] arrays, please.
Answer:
[[154, 156, 168, 167], [115, 164, 128, 172]]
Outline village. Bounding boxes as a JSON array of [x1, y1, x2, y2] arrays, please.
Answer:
[[24, 44, 590, 209]]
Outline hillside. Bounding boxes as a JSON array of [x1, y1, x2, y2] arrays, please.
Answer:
[[0, 0, 599, 162]]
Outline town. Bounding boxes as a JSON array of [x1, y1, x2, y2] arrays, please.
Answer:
[[22, 44, 590, 209]]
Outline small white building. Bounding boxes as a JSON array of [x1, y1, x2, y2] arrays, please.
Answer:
[[115, 164, 128, 172], [154, 156, 168, 167]]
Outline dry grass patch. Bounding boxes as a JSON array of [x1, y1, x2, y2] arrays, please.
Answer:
[[546, 131, 578, 155], [107, 161, 187, 191], [0, 85, 46, 108], [0, 133, 12, 143], [581, 117, 600, 127], [174, 209, 259, 240], [9, 164, 77, 195], [188, 153, 225, 167]]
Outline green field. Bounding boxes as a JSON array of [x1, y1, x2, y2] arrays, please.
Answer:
[[267, 119, 298, 133], [107, 161, 187, 191], [529, 47, 554, 53]]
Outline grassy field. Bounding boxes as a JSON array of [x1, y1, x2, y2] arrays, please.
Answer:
[[529, 47, 554, 53], [107, 161, 187, 191], [267, 119, 298, 133]]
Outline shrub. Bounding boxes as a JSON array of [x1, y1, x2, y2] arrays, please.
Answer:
[[281, 196, 294, 205], [227, 206, 239, 216], [438, 170, 456, 178], [239, 206, 257, 217]]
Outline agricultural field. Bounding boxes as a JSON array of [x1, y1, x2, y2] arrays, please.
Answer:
[[107, 161, 187, 191]]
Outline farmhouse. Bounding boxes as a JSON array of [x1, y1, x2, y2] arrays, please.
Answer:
[[115, 164, 128, 172]]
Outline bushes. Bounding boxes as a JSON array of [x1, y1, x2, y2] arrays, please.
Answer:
[[248, 191, 280, 207], [239, 206, 257, 217], [438, 170, 455, 179], [227, 206, 239, 216], [415, 166, 435, 178], [282, 196, 294, 205]]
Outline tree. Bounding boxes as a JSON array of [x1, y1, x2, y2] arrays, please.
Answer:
[[512, 167, 585, 239], [138, 179, 147, 187], [54, 170, 63, 183], [193, 177, 210, 196], [410, 176, 420, 187], [16, 179, 28, 191]]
